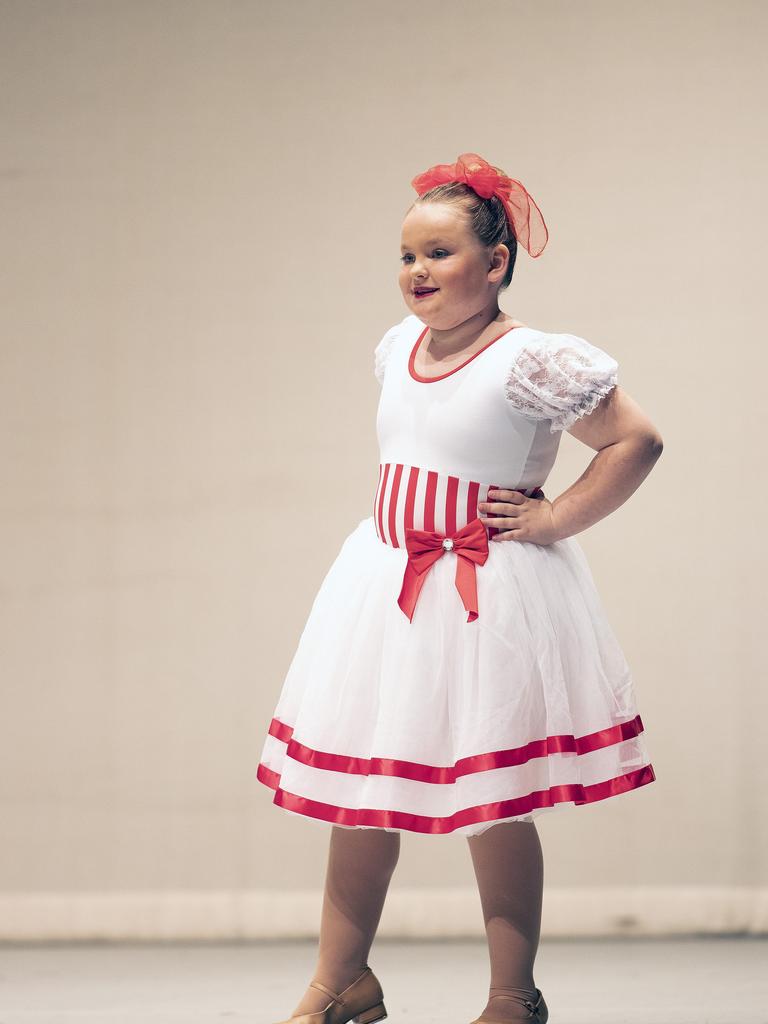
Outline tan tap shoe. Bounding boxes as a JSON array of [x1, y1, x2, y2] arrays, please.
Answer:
[[469, 987, 548, 1023], [273, 964, 387, 1024]]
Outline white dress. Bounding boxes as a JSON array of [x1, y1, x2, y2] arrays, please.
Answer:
[[256, 314, 656, 837]]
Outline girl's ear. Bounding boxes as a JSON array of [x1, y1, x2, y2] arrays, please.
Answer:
[[489, 244, 508, 277]]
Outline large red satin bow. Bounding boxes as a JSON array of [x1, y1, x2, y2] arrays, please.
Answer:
[[397, 517, 490, 624], [410, 152, 549, 259]]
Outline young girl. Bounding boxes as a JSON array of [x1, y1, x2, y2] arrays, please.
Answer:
[[257, 152, 663, 1024]]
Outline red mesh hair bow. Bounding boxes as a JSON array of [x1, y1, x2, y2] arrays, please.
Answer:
[[410, 152, 549, 258]]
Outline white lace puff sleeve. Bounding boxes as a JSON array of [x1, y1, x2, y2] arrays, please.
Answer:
[[373, 322, 400, 385], [503, 332, 619, 432]]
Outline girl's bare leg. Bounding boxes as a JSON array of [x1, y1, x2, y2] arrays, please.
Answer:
[[290, 824, 401, 1016], [467, 820, 544, 1021]]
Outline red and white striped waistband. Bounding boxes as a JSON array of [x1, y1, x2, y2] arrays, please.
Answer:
[[373, 462, 541, 549]]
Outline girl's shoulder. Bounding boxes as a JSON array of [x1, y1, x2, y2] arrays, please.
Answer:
[[373, 314, 423, 384]]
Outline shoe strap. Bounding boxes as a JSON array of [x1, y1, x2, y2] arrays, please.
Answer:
[[309, 967, 370, 1008], [488, 987, 542, 1016], [309, 980, 345, 1005]]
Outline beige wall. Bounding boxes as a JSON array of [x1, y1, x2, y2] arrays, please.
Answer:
[[1, 0, 765, 938]]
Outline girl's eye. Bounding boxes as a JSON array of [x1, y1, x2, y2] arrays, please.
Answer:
[[400, 250, 448, 263]]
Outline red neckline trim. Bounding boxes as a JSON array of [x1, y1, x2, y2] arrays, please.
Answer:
[[408, 322, 526, 383]]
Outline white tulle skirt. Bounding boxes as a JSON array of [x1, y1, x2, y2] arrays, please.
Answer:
[[256, 515, 656, 837]]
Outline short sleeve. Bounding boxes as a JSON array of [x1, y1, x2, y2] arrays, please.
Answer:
[[373, 322, 401, 385], [503, 332, 618, 433]]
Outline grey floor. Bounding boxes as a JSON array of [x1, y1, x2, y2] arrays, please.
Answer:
[[0, 937, 766, 1024]]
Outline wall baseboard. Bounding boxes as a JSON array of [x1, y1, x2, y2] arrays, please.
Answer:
[[0, 886, 765, 942]]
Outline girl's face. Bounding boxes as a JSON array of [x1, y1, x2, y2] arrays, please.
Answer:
[[399, 202, 505, 329]]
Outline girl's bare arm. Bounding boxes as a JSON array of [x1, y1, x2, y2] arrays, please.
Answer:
[[549, 384, 664, 540]]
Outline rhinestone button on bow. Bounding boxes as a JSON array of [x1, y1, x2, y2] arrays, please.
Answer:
[[442, 538, 454, 551]]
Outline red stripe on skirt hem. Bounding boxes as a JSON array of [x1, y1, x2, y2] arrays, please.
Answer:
[[255, 761, 657, 834], [265, 713, 648, 783]]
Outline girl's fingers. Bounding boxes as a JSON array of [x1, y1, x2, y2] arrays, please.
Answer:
[[478, 490, 528, 512], [496, 488, 526, 501], [478, 512, 514, 524], [477, 502, 521, 514], [479, 516, 516, 529]]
